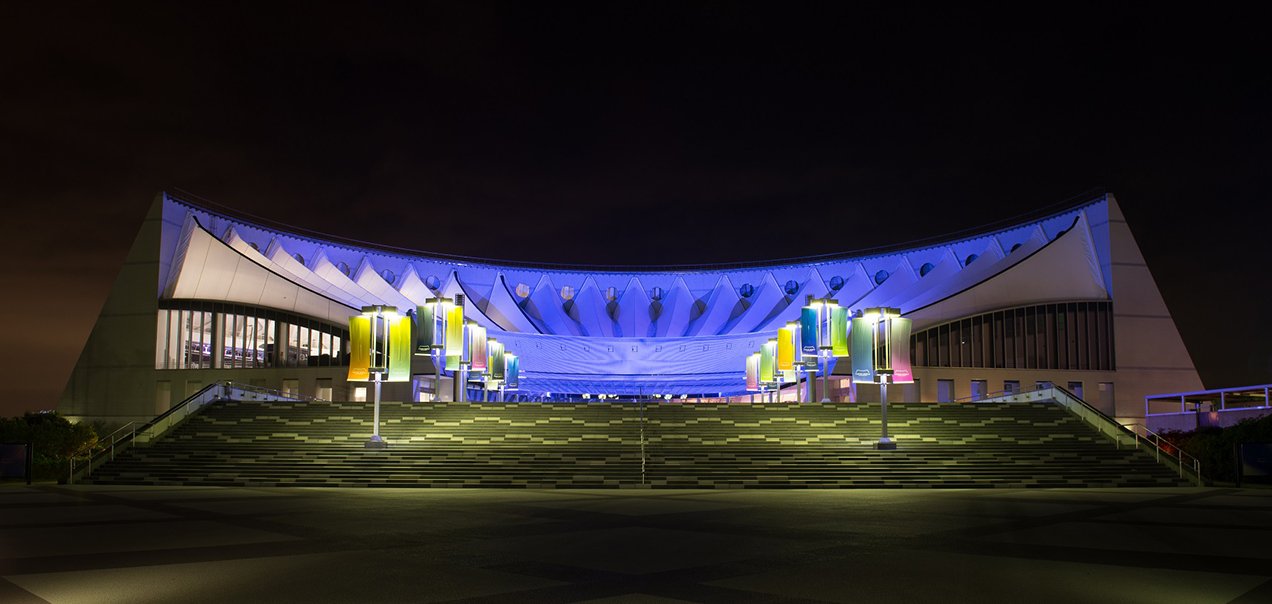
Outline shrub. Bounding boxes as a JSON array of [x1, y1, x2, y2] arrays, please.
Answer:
[[0, 411, 98, 481], [1160, 415, 1272, 483]]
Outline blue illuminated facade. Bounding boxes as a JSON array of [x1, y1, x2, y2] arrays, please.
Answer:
[[58, 191, 1202, 422]]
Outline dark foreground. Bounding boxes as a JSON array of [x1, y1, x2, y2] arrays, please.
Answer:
[[2, 486, 1270, 603]]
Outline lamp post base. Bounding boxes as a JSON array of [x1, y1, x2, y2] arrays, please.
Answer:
[[365, 435, 388, 450], [874, 437, 897, 450]]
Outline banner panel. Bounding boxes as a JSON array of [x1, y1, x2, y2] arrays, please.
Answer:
[[850, 317, 876, 383], [830, 307, 849, 357], [760, 341, 776, 383], [781, 369, 797, 384], [445, 306, 464, 370], [790, 324, 803, 366], [777, 327, 794, 371], [490, 341, 506, 380], [348, 316, 370, 381], [415, 304, 435, 353], [889, 317, 914, 383], [387, 316, 412, 382], [746, 354, 759, 391], [800, 307, 819, 355], [470, 326, 487, 372], [507, 355, 519, 389]]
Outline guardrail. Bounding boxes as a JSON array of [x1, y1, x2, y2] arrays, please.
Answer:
[[959, 382, 1204, 486], [68, 381, 322, 484]]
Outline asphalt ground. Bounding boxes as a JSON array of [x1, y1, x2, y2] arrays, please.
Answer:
[[2, 486, 1270, 603]]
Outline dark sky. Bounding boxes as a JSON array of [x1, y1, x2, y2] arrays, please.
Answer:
[[1, 3, 1268, 417]]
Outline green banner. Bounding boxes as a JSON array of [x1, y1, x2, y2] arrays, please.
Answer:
[[348, 316, 370, 381], [760, 340, 776, 383], [490, 341, 505, 380], [830, 307, 849, 357], [387, 316, 412, 382], [415, 304, 435, 353]]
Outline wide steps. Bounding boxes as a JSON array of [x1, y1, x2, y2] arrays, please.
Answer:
[[81, 400, 1191, 488]]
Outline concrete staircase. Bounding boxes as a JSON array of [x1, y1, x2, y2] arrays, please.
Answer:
[[81, 399, 1191, 488]]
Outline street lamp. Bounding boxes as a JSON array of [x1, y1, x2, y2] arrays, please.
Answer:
[[746, 352, 761, 402], [802, 296, 848, 402], [784, 321, 809, 402], [851, 306, 913, 450], [349, 305, 411, 449], [466, 322, 486, 402], [416, 297, 454, 401]]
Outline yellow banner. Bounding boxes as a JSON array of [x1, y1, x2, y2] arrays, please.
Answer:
[[445, 305, 464, 367], [777, 327, 794, 371], [348, 315, 370, 381]]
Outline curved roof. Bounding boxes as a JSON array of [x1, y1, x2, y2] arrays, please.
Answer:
[[157, 191, 1115, 394]]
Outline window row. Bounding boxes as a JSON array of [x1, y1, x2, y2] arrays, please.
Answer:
[[156, 302, 349, 370], [910, 301, 1115, 371]]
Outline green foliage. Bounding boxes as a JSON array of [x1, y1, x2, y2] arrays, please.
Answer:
[[1161, 415, 1272, 483], [0, 412, 99, 481]]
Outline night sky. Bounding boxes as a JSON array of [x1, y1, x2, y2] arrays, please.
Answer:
[[2, 4, 1268, 417]]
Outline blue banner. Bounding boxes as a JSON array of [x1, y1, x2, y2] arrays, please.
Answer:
[[800, 307, 819, 355], [851, 317, 876, 383]]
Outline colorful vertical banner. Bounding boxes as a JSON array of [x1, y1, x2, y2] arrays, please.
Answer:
[[470, 325, 487, 372], [777, 327, 794, 371], [789, 324, 803, 366], [348, 315, 370, 381], [415, 304, 435, 353], [830, 307, 849, 357], [889, 317, 914, 383], [782, 369, 798, 384], [760, 340, 776, 383], [490, 341, 505, 380], [387, 316, 412, 382], [444, 306, 463, 370], [800, 307, 819, 355], [850, 317, 876, 383], [746, 353, 760, 391], [506, 355, 519, 389]]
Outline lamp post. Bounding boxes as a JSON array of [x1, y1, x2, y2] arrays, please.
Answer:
[[416, 297, 453, 401], [851, 307, 912, 451], [801, 296, 844, 402], [778, 321, 798, 401], [351, 305, 409, 450]]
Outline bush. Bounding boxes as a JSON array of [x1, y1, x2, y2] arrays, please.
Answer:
[[1160, 415, 1272, 484], [0, 411, 98, 482]]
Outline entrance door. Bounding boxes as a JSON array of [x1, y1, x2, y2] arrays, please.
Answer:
[[937, 379, 954, 403]]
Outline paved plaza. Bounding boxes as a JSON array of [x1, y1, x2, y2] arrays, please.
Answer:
[[2, 485, 1270, 603]]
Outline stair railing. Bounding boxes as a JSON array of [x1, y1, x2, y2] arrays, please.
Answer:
[[68, 380, 321, 483], [961, 382, 1204, 486]]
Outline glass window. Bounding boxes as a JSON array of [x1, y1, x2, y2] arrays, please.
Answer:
[[158, 303, 348, 371]]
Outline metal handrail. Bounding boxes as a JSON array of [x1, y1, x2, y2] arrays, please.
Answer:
[[68, 380, 322, 483], [1123, 423, 1203, 480], [958, 382, 1204, 485]]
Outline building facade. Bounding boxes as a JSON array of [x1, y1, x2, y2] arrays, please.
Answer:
[[58, 191, 1201, 423]]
